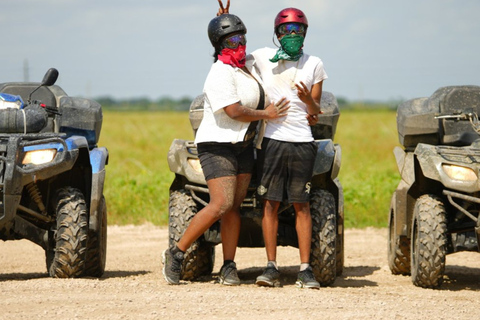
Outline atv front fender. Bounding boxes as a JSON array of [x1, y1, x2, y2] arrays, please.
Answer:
[[312, 139, 340, 178], [167, 139, 205, 186], [89, 147, 109, 231], [415, 143, 480, 193]]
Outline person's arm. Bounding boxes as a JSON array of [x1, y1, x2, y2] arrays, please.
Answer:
[[224, 98, 290, 122]]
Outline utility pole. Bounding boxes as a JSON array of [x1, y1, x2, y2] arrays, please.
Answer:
[[23, 59, 29, 82]]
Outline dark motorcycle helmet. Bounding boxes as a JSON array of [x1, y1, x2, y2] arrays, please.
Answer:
[[208, 14, 247, 48]]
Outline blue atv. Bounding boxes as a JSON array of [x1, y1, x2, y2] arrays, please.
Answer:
[[0, 68, 109, 278]]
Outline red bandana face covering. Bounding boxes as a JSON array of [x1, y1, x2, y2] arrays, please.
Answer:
[[218, 45, 246, 68]]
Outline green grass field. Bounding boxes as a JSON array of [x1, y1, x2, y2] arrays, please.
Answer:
[[99, 109, 400, 228]]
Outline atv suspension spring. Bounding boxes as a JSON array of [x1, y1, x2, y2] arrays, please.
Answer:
[[26, 182, 47, 215]]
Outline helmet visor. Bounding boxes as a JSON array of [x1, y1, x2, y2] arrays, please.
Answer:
[[277, 23, 306, 35], [222, 34, 247, 49]]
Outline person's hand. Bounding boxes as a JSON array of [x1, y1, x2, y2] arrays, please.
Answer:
[[307, 113, 319, 126], [265, 97, 290, 119], [217, 0, 230, 16], [295, 81, 316, 106]]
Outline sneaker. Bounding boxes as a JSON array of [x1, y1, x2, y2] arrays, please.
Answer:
[[219, 261, 241, 286], [296, 266, 320, 289], [255, 264, 281, 287], [162, 248, 184, 285]]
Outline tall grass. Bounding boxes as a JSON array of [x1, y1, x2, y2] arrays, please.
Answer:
[[335, 109, 400, 227], [99, 109, 401, 228], [99, 111, 193, 225]]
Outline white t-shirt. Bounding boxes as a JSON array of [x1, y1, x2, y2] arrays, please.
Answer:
[[248, 47, 328, 142], [195, 61, 261, 144]]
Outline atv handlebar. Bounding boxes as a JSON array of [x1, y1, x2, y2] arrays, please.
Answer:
[[26, 100, 61, 116], [435, 108, 480, 133]]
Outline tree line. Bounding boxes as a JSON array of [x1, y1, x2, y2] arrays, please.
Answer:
[[97, 95, 401, 111]]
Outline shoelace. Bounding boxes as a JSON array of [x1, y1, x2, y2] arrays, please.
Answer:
[[263, 267, 279, 276], [300, 268, 316, 282], [170, 252, 183, 272], [223, 264, 237, 277]]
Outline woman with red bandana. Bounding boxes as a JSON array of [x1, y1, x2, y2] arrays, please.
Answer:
[[162, 12, 290, 286]]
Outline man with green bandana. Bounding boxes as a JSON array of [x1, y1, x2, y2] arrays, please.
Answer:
[[247, 7, 327, 289]]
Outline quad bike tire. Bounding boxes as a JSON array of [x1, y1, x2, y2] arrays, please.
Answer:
[[82, 195, 107, 277], [388, 195, 411, 275], [310, 189, 337, 286], [46, 187, 89, 278], [411, 194, 447, 288], [168, 189, 215, 280]]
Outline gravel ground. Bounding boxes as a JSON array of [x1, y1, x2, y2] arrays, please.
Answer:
[[1, 225, 479, 320]]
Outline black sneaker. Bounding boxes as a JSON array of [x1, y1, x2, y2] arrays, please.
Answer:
[[162, 248, 184, 285], [296, 266, 320, 289], [255, 264, 281, 287], [219, 261, 241, 286]]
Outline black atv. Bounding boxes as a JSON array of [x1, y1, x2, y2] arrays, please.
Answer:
[[167, 92, 344, 286], [389, 85, 480, 288], [0, 68, 108, 278]]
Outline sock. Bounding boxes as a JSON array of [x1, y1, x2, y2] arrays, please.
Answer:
[[267, 261, 278, 270], [223, 259, 234, 267], [171, 245, 185, 255], [300, 263, 309, 272]]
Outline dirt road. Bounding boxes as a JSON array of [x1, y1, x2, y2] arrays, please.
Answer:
[[1, 225, 479, 320]]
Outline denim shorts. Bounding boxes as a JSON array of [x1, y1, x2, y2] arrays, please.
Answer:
[[197, 140, 255, 181]]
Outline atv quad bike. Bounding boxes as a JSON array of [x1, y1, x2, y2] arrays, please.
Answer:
[[389, 85, 480, 288], [0, 68, 108, 278], [167, 92, 344, 286]]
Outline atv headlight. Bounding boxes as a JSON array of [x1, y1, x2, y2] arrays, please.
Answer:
[[187, 158, 203, 174], [442, 164, 477, 181], [22, 149, 57, 165]]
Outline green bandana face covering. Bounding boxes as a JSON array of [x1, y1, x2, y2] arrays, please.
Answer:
[[270, 34, 305, 63]]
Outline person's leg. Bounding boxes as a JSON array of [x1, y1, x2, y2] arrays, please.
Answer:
[[262, 199, 280, 262], [221, 173, 251, 261], [286, 141, 320, 289], [163, 175, 236, 285], [177, 175, 236, 252], [218, 173, 252, 285], [293, 202, 312, 265], [293, 201, 320, 289], [255, 138, 285, 287], [255, 199, 281, 287]]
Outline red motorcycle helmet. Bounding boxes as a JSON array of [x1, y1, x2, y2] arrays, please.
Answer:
[[274, 7, 308, 35]]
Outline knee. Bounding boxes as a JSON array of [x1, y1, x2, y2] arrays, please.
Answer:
[[208, 200, 234, 220], [294, 203, 311, 216], [263, 202, 280, 219]]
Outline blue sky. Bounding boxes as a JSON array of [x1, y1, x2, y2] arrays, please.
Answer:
[[1, 0, 479, 102]]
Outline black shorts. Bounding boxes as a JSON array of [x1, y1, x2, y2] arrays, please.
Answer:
[[257, 138, 317, 203], [197, 140, 255, 181]]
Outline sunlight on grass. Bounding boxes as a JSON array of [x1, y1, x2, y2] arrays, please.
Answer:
[[99, 109, 401, 228]]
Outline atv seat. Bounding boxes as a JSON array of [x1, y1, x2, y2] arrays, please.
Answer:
[[397, 85, 480, 148], [0, 83, 68, 110]]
